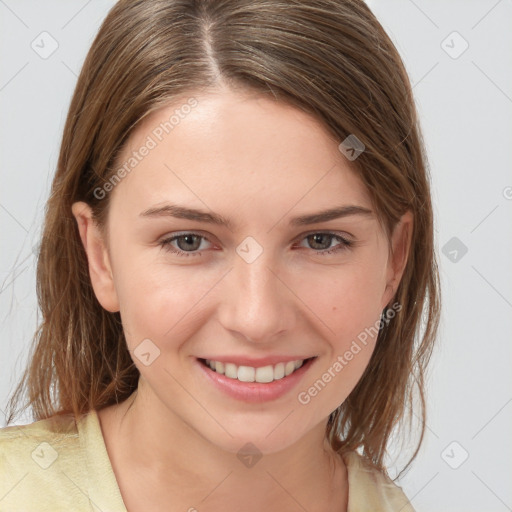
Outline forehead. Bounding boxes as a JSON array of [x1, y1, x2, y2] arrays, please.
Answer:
[[109, 89, 373, 223]]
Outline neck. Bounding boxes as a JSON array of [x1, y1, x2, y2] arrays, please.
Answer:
[[100, 383, 348, 512]]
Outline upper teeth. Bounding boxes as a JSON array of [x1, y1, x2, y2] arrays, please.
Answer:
[[205, 359, 305, 383]]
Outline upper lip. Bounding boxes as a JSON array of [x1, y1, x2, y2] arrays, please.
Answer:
[[197, 355, 316, 368]]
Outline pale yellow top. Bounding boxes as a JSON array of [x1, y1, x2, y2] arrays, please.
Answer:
[[0, 409, 415, 511]]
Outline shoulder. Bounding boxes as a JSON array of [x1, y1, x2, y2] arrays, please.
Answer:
[[0, 412, 93, 510], [0, 413, 80, 474], [342, 450, 416, 512]]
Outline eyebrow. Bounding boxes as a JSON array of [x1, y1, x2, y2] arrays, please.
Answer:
[[139, 203, 373, 228]]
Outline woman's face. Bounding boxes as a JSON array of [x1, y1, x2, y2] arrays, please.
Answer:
[[73, 87, 411, 455]]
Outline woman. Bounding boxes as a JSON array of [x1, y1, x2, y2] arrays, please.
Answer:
[[0, 1, 440, 511]]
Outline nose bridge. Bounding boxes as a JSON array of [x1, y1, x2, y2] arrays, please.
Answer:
[[219, 251, 294, 342]]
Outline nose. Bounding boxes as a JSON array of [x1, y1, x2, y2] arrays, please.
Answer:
[[217, 253, 296, 344]]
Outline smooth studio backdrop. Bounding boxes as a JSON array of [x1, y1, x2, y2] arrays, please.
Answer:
[[1, 1, 511, 511]]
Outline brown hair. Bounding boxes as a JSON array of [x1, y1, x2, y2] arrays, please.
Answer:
[[6, 0, 441, 478]]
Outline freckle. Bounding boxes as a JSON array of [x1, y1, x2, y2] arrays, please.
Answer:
[[332, 306, 337, 311]]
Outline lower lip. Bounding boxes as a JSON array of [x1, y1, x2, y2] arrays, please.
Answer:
[[195, 357, 317, 403]]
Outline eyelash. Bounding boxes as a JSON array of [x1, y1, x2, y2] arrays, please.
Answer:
[[159, 231, 354, 258]]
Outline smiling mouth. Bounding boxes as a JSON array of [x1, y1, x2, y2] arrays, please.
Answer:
[[198, 357, 317, 384]]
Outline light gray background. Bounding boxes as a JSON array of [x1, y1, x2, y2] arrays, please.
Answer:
[[1, 1, 511, 511]]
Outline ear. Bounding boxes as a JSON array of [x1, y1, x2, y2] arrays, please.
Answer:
[[381, 210, 413, 309], [71, 201, 120, 313]]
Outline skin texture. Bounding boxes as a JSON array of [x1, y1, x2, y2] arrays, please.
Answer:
[[72, 85, 413, 512]]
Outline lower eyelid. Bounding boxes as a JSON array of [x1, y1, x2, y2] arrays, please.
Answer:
[[296, 233, 352, 248], [160, 232, 354, 255]]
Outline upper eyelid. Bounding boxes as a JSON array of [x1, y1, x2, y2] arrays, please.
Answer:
[[161, 230, 354, 248], [161, 229, 353, 240], [295, 229, 353, 240]]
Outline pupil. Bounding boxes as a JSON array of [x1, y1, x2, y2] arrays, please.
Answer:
[[179, 235, 200, 251], [310, 234, 330, 250]]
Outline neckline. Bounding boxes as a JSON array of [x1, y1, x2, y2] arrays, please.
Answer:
[[77, 408, 128, 511], [79, 407, 382, 512]]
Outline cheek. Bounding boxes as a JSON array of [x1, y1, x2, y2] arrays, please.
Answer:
[[114, 254, 220, 347], [293, 258, 386, 340], [295, 265, 386, 411]]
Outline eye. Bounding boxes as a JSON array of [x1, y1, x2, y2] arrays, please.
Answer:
[[296, 232, 354, 255], [159, 232, 212, 257], [159, 231, 354, 258]]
